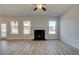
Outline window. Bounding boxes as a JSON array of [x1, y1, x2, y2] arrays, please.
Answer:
[[1, 24, 7, 37], [23, 21, 31, 34], [11, 21, 18, 34], [49, 21, 56, 34]]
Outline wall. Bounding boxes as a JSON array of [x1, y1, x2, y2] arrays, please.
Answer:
[[60, 5, 79, 49], [0, 16, 59, 40]]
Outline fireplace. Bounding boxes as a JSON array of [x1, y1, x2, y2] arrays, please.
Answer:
[[34, 30, 46, 40]]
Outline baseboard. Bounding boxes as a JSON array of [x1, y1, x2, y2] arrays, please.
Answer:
[[6, 39, 33, 41]]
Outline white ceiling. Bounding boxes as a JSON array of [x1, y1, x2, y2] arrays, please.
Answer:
[[0, 4, 73, 16]]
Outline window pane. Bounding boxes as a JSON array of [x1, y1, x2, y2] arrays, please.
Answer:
[[49, 21, 56, 34], [24, 21, 31, 26], [49, 21, 56, 26], [11, 21, 18, 34], [23, 21, 31, 34], [1, 24, 7, 37]]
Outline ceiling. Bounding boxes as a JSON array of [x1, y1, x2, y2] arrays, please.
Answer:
[[0, 4, 73, 16]]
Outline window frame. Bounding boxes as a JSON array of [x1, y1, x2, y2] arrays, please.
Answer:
[[23, 21, 31, 34], [49, 21, 56, 34], [11, 21, 18, 34], [1, 23, 7, 37]]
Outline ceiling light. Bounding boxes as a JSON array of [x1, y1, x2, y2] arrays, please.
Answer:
[[34, 4, 46, 11], [37, 4, 43, 9]]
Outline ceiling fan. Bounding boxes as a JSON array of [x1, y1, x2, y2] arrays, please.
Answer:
[[33, 4, 46, 11]]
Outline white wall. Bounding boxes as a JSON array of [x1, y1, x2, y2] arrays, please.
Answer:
[[60, 5, 79, 49], [0, 16, 59, 40]]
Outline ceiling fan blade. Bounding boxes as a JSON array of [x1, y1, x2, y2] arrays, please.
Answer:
[[34, 7, 37, 11], [42, 7, 46, 11]]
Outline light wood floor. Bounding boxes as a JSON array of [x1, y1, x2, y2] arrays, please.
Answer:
[[0, 40, 79, 55]]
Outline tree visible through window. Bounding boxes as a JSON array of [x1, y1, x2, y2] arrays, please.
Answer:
[[49, 21, 56, 34], [23, 21, 31, 34]]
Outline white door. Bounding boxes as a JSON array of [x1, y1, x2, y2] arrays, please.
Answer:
[[1, 24, 7, 38]]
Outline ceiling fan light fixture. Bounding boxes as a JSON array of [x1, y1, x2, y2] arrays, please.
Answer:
[[37, 4, 43, 9], [33, 4, 46, 11]]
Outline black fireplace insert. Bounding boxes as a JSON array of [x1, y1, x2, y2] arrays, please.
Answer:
[[34, 30, 46, 40]]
